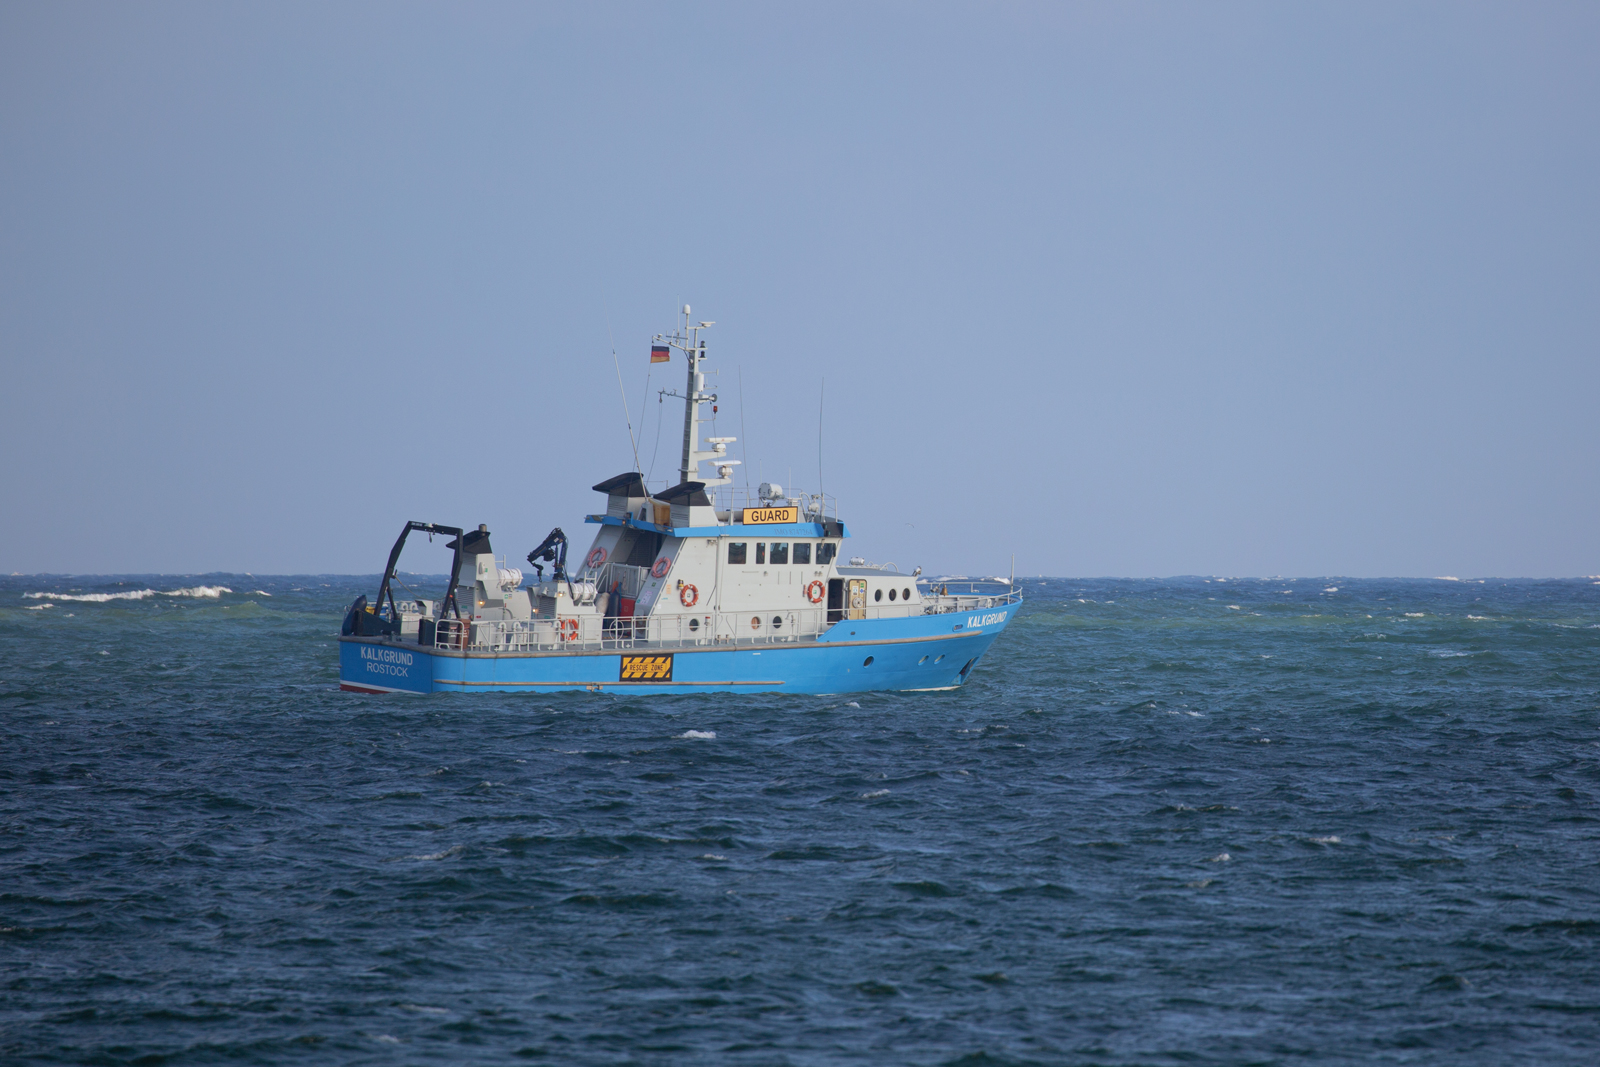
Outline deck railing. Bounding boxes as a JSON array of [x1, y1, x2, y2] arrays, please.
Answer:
[[415, 585, 1020, 654]]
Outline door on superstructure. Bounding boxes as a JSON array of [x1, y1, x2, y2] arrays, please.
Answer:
[[847, 579, 868, 621], [827, 578, 845, 623]]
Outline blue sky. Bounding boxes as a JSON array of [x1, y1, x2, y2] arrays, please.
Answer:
[[2, 2, 1596, 577]]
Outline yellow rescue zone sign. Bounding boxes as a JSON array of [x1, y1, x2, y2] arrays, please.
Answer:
[[619, 654, 673, 682], [740, 505, 798, 524]]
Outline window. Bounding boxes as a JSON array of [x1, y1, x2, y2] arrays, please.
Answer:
[[792, 542, 811, 565], [817, 542, 836, 565], [728, 542, 747, 565], [863, 656, 875, 666], [888, 588, 897, 601], [874, 588, 883, 602], [770, 542, 789, 565], [903, 588, 912, 600], [771, 615, 783, 629], [756, 543, 766, 565]]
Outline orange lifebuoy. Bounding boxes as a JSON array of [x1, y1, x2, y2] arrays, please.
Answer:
[[651, 557, 671, 579], [750, 615, 761, 630], [804, 580, 825, 604], [560, 617, 579, 641], [586, 546, 607, 569], [679, 583, 698, 608]]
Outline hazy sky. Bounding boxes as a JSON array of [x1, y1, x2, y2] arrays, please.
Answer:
[[3, 2, 1596, 577]]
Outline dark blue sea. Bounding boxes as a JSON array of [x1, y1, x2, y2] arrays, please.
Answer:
[[4, 575, 1599, 1065]]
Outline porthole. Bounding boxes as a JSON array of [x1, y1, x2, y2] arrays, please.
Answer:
[[874, 588, 883, 602], [918, 655, 928, 664], [772, 615, 783, 629], [863, 656, 875, 666], [903, 588, 911, 601], [888, 588, 897, 601], [934, 654, 944, 664], [689, 618, 700, 632]]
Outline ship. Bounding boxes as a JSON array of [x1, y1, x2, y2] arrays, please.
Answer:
[[338, 310, 1019, 694]]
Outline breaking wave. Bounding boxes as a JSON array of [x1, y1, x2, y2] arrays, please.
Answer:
[[23, 586, 232, 603]]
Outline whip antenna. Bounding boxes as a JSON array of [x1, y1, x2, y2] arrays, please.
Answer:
[[818, 376, 825, 512], [608, 320, 641, 473]]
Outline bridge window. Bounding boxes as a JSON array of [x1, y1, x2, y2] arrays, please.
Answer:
[[770, 542, 789, 565], [817, 542, 836, 565], [874, 588, 883, 602], [903, 588, 911, 600], [793, 542, 811, 565], [728, 542, 747, 565], [756, 543, 766, 565]]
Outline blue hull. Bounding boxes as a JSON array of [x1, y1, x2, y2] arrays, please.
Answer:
[[339, 604, 1017, 695]]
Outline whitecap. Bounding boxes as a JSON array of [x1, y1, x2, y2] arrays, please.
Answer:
[[1227, 605, 1241, 610], [26, 603, 53, 610], [1404, 612, 1425, 617], [861, 789, 890, 798], [1208, 853, 1231, 862], [26, 589, 155, 602], [254, 590, 272, 596], [396, 844, 466, 862], [1467, 615, 1488, 620], [676, 730, 716, 740], [1434, 576, 1461, 581], [845, 701, 861, 708], [23, 585, 231, 602], [1324, 587, 1338, 593], [1311, 836, 1341, 844]]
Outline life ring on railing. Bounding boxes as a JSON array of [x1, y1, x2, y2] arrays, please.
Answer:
[[804, 580, 825, 604], [586, 546, 607, 569], [651, 556, 671, 579], [679, 583, 698, 608], [559, 617, 579, 641], [750, 615, 761, 631]]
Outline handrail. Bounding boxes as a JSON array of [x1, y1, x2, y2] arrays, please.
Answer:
[[403, 589, 1019, 654]]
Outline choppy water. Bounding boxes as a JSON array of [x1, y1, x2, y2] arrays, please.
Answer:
[[4, 574, 1599, 1065]]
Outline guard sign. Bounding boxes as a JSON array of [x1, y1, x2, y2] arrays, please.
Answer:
[[619, 653, 673, 682], [740, 505, 798, 524]]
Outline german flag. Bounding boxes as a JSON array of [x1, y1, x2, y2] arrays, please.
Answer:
[[650, 345, 670, 363]]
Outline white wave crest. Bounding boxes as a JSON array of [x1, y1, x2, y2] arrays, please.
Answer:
[[26, 589, 155, 602], [26, 602, 54, 610], [860, 789, 890, 798], [676, 730, 716, 740], [22, 585, 231, 603]]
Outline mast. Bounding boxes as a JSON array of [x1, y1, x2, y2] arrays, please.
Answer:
[[656, 305, 738, 489]]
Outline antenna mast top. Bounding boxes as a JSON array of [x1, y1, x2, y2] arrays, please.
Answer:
[[654, 306, 736, 488]]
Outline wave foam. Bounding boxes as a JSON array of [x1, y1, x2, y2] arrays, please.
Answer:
[[22, 585, 231, 603], [676, 730, 716, 740]]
